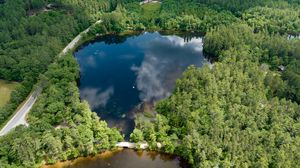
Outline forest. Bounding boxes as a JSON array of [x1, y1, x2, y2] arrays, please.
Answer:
[[0, 0, 123, 129], [0, 0, 299, 167], [0, 0, 123, 167]]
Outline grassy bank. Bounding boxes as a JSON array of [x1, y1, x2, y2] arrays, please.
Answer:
[[0, 80, 19, 107]]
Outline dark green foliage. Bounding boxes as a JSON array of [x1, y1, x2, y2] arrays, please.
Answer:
[[0, 0, 123, 167], [0, 0, 119, 82], [0, 0, 119, 126], [1, 0, 300, 167], [129, 1, 300, 167], [0, 55, 123, 167], [135, 58, 300, 167], [283, 60, 300, 102]]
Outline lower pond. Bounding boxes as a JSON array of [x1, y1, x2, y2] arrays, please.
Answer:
[[43, 149, 189, 168], [75, 32, 206, 138]]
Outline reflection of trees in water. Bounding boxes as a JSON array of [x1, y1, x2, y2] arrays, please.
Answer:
[[136, 150, 190, 168], [93, 31, 203, 45], [143, 150, 177, 161], [159, 153, 177, 161], [183, 34, 200, 42], [160, 31, 203, 42], [44, 149, 188, 168], [146, 151, 157, 160], [135, 150, 144, 157], [96, 33, 141, 44], [77, 33, 137, 50], [134, 149, 157, 160], [100, 35, 128, 44]]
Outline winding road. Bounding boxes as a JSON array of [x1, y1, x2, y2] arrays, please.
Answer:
[[0, 20, 102, 136]]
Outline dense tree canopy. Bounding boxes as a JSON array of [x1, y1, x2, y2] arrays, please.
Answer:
[[243, 6, 300, 35], [204, 23, 300, 103], [0, 0, 122, 167], [0, 0, 300, 167], [134, 57, 300, 167], [129, 1, 300, 167], [0, 0, 119, 127]]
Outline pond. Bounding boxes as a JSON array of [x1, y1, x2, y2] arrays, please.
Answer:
[[75, 32, 206, 138], [43, 149, 189, 168]]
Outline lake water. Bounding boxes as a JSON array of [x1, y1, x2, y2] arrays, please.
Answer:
[[75, 32, 206, 137], [42, 149, 189, 168]]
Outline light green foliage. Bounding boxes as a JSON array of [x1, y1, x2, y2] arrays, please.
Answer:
[[159, 3, 238, 32], [196, 0, 297, 13], [130, 128, 144, 142], [113, 1, 238, 32], [243, 6, 300, 34]]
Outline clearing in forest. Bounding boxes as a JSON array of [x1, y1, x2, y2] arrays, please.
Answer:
[[0, 80, 19, 107]]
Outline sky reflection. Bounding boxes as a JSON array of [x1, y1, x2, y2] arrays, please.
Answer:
[[132, 35, 204, 102], [75, 32, 206, 137], [80, 87, 114, 109]]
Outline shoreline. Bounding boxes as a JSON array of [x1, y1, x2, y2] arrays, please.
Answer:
[[41, 148, 189, 168]]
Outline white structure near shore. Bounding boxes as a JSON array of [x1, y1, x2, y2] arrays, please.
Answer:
[[116, 142, 162, 149], [140, 0, 161, 5]]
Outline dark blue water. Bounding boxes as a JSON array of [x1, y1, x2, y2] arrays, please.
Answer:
[[75, 32, 206, 137]]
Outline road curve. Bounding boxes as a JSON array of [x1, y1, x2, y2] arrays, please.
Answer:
[[0, 20, 102, 136], [0, 87, 42, 136]]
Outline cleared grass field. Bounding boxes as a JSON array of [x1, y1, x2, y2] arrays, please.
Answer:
[[0, 80, 19, 107]]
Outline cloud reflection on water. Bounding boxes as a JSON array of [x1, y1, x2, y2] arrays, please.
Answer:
[[80, 86, 114, 108], [132, 35, 204, 102], [75, 32, 206, 137]]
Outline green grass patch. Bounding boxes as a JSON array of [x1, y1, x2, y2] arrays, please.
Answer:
[[0, 80, 19, 107], [141, 3, 161, 19]]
